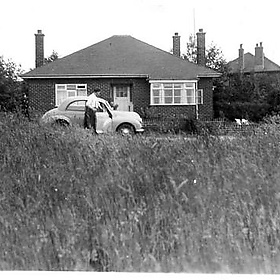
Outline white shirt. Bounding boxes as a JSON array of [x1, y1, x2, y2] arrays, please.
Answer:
[[86, 92, 100, 110]]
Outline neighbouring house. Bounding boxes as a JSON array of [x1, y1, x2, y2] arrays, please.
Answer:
[[221, 43, 280, 121], [227, 43, 280, 79], [22, 29, 220, 120]]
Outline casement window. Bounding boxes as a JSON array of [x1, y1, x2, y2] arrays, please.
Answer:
[[150, 81, 203, 105], [196, 89, 203, 104], [55, 84, 87, 106]]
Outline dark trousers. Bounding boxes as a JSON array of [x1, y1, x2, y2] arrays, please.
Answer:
[[84, 106, 97, 132]]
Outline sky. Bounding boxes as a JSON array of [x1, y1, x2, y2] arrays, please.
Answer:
[[1, 0, 280, 72]]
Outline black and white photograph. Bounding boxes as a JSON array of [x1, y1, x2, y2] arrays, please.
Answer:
[[1, 0, 280, 276]]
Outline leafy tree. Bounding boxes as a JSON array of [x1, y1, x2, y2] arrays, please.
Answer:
[[213, 74, 267, 121], [0, 56, 25, 112], [182, 34, 227, 72], [182, 34, 197, 63], [44, 50, 59, 64], [213, 71, 280, 121], [205, 43, 227, 72]]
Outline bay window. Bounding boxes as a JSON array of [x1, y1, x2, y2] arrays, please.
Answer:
[[150, 81, 203, 105]]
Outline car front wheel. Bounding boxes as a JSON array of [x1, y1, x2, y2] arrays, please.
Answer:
[[117, 123, 135, 136]]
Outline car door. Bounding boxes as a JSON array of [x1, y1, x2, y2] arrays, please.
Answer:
[[64, 100, 86, 126], [96, 102, 113, 133]]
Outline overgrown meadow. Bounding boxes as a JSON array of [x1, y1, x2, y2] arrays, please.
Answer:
[[1, 113, 280, 273]]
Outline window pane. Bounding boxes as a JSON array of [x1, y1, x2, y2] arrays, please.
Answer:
[[164, 89, 172, 104], [68, 90, 76, 97], [196, 89, 203, 104], [57, 85, 66, 90], [187, 96, 194, 104], [185, 82, 195, 88], [174, 83, 183, 88], [115, 86, 128, 97], [163, 83, 172, 88], [186, 89, 195, 104], [56, 90, 67, 106], [152, 83, 160, 88], [77, 89, 87, 96], [164, 89, 172, 97], [67, 84, 76, 90], [153, 97, 160, 104], [174, 89, 181, 97], [174, 88, 181, 104], [153, 89, 160, 96], [186, 89, 194, 96], [165, 97, 172, 104]]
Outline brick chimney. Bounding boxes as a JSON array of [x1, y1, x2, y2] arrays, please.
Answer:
[[35, 30, 44, 68], [196, 28, 206, 66], [172, 32, 181, 58], [254, 42, 264, 71], [238, 44, 245, 72]]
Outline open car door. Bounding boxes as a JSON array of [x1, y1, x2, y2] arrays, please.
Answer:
[[96, 102, 113, 133]]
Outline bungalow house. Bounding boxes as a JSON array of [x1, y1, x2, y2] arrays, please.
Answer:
[[22, 29, 220, 120]]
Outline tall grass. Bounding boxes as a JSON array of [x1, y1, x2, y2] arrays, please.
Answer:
[[1, 113, 280, 272]]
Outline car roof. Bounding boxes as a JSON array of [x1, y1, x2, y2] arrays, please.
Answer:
[[58, 96, 107, 110]]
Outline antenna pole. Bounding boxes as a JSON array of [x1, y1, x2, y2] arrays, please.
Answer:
[[193, 9, 195, 37], [193, 9, 196, 34]]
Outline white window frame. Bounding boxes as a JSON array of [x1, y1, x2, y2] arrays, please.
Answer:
[[196, 89, 203, 105], [55, 84, 87, 106], [149, 80, 203, 106]]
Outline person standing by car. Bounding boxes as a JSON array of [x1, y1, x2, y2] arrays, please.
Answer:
[[84, 88, 101, 133]]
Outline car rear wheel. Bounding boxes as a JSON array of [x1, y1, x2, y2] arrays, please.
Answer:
[[53, 119, 69, 127], [117, 123, 135, 136]]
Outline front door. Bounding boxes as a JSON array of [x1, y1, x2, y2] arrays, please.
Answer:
[[113, 85, 132, 111]]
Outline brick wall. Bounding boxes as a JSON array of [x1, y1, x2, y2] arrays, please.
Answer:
[[28, 79, 55, 112], [197, 78, 213, 120], [27, 77, 213, 120], [27, 78, 151, 114]]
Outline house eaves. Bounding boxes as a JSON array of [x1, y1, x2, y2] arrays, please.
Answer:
[[22, 73, 221, 79], [197, 72, 221, 78], [22, 74, 150, 79]]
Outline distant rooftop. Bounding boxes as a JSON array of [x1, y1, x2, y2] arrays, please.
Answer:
[[228, 52, 280, 73]]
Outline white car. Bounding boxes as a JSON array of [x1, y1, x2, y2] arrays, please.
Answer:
[[41, 97, 144, 135]]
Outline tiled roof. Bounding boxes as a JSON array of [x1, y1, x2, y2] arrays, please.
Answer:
[[227, 52, 280, 73], [22, 35, 219, 79]]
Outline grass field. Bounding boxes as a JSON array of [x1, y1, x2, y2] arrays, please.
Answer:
[[1, 113, 280, 272]]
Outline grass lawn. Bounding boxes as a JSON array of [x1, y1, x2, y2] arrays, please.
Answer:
[[1, 113, 280, 272]]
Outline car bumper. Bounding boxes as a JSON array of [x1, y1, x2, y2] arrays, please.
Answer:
[[135, 128, 145, 133]]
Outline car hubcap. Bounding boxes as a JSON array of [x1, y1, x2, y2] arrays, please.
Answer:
[[121, 127, 131, 135]]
